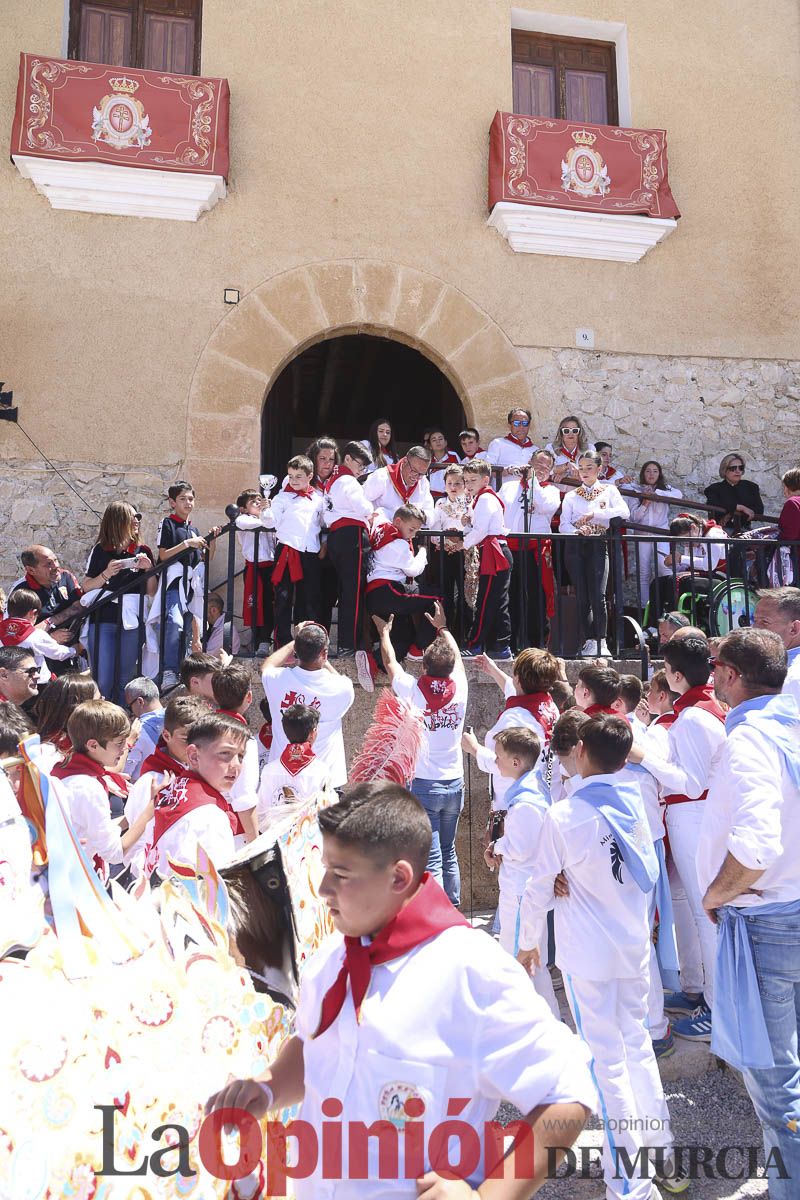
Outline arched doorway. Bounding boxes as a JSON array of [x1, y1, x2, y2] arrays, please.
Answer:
[[261, 332, 467, 474]]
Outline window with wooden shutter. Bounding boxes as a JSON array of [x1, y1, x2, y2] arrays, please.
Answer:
[[69, 0, 202, 75], [511, 30, 618, 126]]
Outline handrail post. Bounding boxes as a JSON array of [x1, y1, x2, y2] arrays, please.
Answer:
[[223, 505, 239, 656], [610, 520, 625, 656]]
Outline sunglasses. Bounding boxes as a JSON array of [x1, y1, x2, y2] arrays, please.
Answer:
[[17, 666, 39, 679], [726, 465, 744, 473], [561, 427, 581, 435], [511, 418, 530, 427], [133, 512, 143, 520]]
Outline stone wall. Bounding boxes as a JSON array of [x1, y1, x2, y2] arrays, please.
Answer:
[[520, 348, 800, 516]]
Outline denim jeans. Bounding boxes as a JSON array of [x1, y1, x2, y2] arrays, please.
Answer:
[[88, 620, 141, 705], [163, 580, 191, 674], [739, 908, 800, 1198], [411, 776, 464, 906]]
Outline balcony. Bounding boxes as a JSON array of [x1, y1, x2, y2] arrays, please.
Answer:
[[487, 111, 679, 263], [10, 52, 229, 221]]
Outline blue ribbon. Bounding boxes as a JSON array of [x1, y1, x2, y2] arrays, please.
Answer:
[[724, 693, 800, 788], [576, 777, 659, 893], [653, 838, 680, 992]]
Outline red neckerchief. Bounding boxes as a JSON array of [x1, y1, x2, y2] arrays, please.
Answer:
[[417, 674, 457, 715], [504, 434, 533, 448], [52, 750, 129, 799], [0, 617, 35, 645], [48, 732, 73, 754], [166, 513, 190, 525], [461, 450, 485, 461], [472, 485, 505, 512], [673, 683, 726, 723], [387, 459, 416, 503], [283, 483, 315, 499], [504, 692, 559, 743], [560, 444, 581, 463], [216, 709, 249, 726], [152, 769, 239, 845], [431, 451, 458, 465], [599, 466, 615, 480], [279, 741, 316, 776], [369, 522, 409, 552], [0, 691, 10, 702], [259, 723, 273, 751], [653, 712, 677, 729], [140, 743, 189, 778], [313, 873, 468, 1037], [585, 703, 617, 716], [24, 571, 42, 591], [323, 465, 356, 494]]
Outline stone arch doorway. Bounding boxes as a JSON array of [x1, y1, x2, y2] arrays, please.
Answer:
[[260, 332, 467, 474], [184, 260, 533, 520]]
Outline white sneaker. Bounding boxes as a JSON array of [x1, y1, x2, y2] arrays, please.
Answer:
[[256, 642, 270, 656], [599, 640, 611, 657], [160, 669, 179, 692], [580, 639, 598, 657], [355, 650, 374, 693]]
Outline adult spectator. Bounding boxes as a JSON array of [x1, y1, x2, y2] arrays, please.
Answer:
[[261, 622, 354, 789], [629, 461, 683, 608], [0, 647, 39, 710], [697, 627, 800, 1187], [754, 586, 800, 705], [545, 415, 595, 488], [35, 672, 100, 769], [361, 417, 398, 474], [704, 452, 764, 534], [776, 468, 800, 586], [363, 445, 434, 523], [11, 546, 83, 673], [123, 676, 165, 782], [205, 594, 241, 657], [658, 611, 690, 647], [485, 408, 538, 480]]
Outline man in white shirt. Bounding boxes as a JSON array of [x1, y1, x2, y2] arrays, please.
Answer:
[[500, 449, 561, 651], [485, 407, 538, 480], [754, 585, 800, 705], [697, 628, 800, 1194], [461, 459, 512, 660], [518, 714, 678, 1200], [322, 441, 374, 656], [376, 602, 468, 905], [363, 446, 434, 524], [262, 623, 354, 789]]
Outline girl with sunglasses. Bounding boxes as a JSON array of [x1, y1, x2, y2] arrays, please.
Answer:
[[703, 453, 764, 534], [546, 416, 594, 488]]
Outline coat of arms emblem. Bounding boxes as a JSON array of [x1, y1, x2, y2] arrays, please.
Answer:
[[561, 129, 611, 198], [91, 75, 151, 149]]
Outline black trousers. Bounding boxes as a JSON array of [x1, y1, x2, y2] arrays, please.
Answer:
[[244, 560, 275, 645], [272, 547, 322, 647], [366, 582, 439, 662], [510, 546, 549, 651], [565, 538, 609, 644], [429, 547, 471, 642], [327, 525, 368, 651], [466, 549, 512, 649]]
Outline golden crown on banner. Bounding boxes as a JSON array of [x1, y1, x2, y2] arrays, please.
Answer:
[[108, 75, 139, 95], [572, 128, 597, 146]]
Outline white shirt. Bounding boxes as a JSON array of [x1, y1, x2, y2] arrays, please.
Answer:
[[293, 924, 596, 1198], [235, 511, 276, 563], [226, 733, 259, 847], [519, 773, 652, 980], [271, 488, 325, 553], [783, 648, 800, 706], [494, 776, 551, 897], [263, 664, 354, 788], [485, 435, 538, 473], [392, 669, 467, 781], [477, 677, 551, 808], [545, 442, 597, 471], [463, 491, 507, 551], [429, 496, 471, 532], [628, 486, 683, 531], [655, 527, 727, 578], [499, 476, 561, 536], [367, 536, 427, 585], [324, 472, 374, 529], [125, 769, 159, 876], [697, 707, 800, 906], [359, 442, 396, 475], [559, 483, 629, 534], [154, 803, 235, 878], [362, 466, 434, 524], [639, 704, 726, 800], [0, 625, 77, 684], [56, 775, 126, 866], [257, 755, 332, 826]]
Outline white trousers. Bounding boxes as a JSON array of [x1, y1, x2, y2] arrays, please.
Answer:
[[636, 541, 658, 607], [498, 890, 560, 1019], [667, 852, 704, 996], [665, 801, 716, 1006], [646, 885, 668, 1040], [565, 972, 673, 1200]]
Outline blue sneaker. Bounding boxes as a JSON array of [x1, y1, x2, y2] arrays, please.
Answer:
[[673, 1004, 712, 1042], [461, 646, 484, 658], [663, 989, 704, 1016], [489, 647, 513, 661], [652, 1026, 675, 1060]]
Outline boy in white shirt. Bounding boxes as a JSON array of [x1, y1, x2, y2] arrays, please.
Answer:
[[0, 588, 78, 683], [256, 702, 331, 824], [461, 459, 512, 660], [235, 488, 276, 656], [458, 426, 485, 463], [270, 454, 325, 647], [500, 449, 561, 651], [366, 503, 435, 667], [518, 714, 680, 1200], [485, 726, 559, 1017], [323, 441, 374, 656], [207, 780, 595, 1198], [211, 662, 259, 847], [376, 603, 468, 906]]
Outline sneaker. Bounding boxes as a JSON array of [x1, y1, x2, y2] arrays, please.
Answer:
[[580, 639, 598, 657], [663, 990, 704, 1016], [489, 647, 513, 661], [655, 1154, 691, 1194], [256, 641, 270, 656], [461, 646, 484, 658], [160, 669, 179, 693], [652, 1027, 675, 1060], [334, 648, 356, 659], [673, 1004, 712, 1042], [355, 650, 374, 693], [598, 639, 611, 656], [406, 645, 424, 662]]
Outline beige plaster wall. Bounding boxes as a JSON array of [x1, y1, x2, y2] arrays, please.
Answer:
[[1, 0, 799, 486]]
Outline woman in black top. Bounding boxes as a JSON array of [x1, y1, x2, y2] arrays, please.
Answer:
[[704, 452, 764, 533], [82, 501, 155, 703]]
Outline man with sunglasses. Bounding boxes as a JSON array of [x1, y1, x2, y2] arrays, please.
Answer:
[[486, 407, 539, 480], [0, 647, 40, 711]]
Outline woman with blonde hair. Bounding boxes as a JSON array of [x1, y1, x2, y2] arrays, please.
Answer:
[[82, 501, 155, 703], [546, 415, 595, 487], [704, 452, 764, 533]]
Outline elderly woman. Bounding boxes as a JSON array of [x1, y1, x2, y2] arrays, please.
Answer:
[[704, 452, 764, 533], [545, 415, 595, 488], [560, 451, 629, 656]]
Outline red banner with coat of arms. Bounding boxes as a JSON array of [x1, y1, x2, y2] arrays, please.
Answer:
[[10, 52, 229, 178], [489, 111, 680, 219]]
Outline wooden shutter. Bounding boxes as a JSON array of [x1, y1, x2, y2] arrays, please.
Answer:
[[69, 0, 202, 74], [512, 30, 618, 125]]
